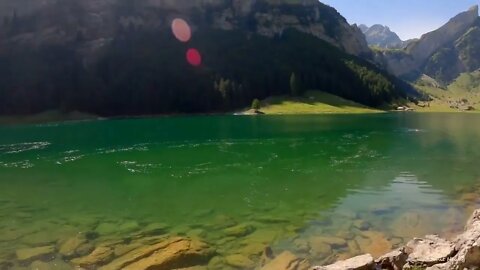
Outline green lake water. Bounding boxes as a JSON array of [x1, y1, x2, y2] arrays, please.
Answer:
[[1, 113, 480, 269]]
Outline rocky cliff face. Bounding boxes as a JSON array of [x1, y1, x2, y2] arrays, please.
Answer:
[[360, 24, 406, 49], [380, 5, 479, 83], [0, 0, 371, 57]]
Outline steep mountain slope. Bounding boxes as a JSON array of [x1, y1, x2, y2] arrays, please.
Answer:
[[0, 0, 408, 116], [360, 24, 406, 49], [379, 5, 479, 83]]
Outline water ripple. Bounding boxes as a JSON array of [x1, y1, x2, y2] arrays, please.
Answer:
[[0, 142, 50, 155]]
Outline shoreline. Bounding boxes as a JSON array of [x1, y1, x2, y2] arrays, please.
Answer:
[[1, 110, 479, 127], [313, 209, 480, 270]]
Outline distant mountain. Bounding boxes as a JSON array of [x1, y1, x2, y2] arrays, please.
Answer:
[[379, 5, 480, 84], [359, 24, 407, 49], [0, 0, 408, 116]]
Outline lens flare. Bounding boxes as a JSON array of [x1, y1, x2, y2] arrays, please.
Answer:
[[171, 18, 191, 42], [186, 48, 202, 67]]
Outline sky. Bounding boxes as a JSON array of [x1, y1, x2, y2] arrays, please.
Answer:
[[321, 0, 480, 40]]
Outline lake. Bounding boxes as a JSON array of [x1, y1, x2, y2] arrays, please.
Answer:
[[1, 113, 480, 269]]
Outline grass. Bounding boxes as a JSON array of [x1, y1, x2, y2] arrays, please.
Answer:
[[251, 90, 382, 115]]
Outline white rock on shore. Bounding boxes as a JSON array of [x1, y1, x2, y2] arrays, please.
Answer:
[[312, 208, 480, 270]]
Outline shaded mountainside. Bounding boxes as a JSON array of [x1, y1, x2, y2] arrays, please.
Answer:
[[379, 5, 480, 84], [359, 24, 407, 49], [0, 0, 408, 116]]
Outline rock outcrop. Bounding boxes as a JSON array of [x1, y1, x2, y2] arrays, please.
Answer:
[[313, 208, 480, 270], [0, 0, 370, 57]]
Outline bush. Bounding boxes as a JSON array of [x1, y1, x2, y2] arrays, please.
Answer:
[[251, 99, 261, 111]]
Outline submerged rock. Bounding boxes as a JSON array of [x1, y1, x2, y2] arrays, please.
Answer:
[[353, 220, 371, 231], [224, 224, 255, 237], [261, 251, 310, 270], [21, 231, 58, 246], [95, 221, 140, 236], [99, 237, 214, 270], [30, 259, 73, 270], [389, 211, 431, 239], [358, 231, 392, 258], [141, 222, 169, 236], [309, 236, 347, 249], [225, 254, 255, 269], [16, 246, 55, 263], [71, 246, 114, 268], [58, 235, 87, 258], [313, 254, 374, 270]]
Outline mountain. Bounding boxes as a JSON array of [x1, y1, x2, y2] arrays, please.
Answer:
[[0, 0, 408, 116], [359, 24, 406, 49], [379, 5, 479, 84]]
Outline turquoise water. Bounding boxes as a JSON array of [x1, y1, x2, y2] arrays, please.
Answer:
[[0, 113, 479, 269]]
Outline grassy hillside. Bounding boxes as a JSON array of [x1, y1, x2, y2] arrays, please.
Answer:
[[409, 71, 480, 112], [250, 90, 382, 114]]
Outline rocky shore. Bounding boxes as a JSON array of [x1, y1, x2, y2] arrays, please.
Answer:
[[313, 208, 480, 270]]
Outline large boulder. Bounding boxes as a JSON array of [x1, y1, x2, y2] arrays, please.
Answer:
[[403, 235, 455, 268], [427, 209, 480, 269]]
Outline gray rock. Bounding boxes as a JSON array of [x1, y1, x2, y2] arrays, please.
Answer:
[[404, 235, 455, 268], [429, 209, 480, 269], [313, 254, 374, 270], [375, 248, 408, 270]]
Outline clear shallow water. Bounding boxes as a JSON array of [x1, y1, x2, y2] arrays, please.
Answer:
[[0, 113, 480, 268]]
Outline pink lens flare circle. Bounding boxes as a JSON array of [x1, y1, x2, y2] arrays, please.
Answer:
[[171, 18, 191, 42], [186, 48, 202, 67]]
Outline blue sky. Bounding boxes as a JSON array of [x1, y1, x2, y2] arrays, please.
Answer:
[[321, 0, 480, 40]]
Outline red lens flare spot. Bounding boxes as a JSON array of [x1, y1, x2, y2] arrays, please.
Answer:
[[171, 18, 191, 42], [186, 48, 202, 67]]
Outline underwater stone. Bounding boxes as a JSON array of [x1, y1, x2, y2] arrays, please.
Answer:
[[141, 222, 169, 236], [58, 236, 87, 258], [16, 246, 55, 263], [224, 224, 255, 237], [225, 254, 255, 268], [261, 251, 310, 270], [71, 246, 114, 268], [30, 259, 73, 270], [99, 237, 214, 270]]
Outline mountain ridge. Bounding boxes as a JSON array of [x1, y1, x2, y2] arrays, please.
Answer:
[[379, 5, 479, 83]]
